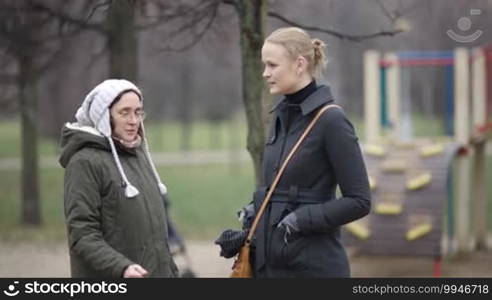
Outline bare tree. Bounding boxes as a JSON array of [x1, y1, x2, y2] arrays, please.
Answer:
[[233, 0, 267, 185], [28, 0, 139, 81], [0, 0, 81, 225], [106, 0, 138, 81]]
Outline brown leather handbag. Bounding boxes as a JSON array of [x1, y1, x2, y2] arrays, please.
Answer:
[[230, 104, 340, 278]]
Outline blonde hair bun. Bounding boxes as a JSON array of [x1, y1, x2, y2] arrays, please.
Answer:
[[265, 27, 327, 77]]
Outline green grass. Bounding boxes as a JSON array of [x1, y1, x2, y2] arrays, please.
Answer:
[[0, 168, 65, 226], [412, 114, 447, 137], [144, 119, 247, 152], [0, 167, 67, 242], [160, 163, 255, 238], [349, 114, 448, 141], [0, 120, 59, 158], [0, 163, 254, 241]]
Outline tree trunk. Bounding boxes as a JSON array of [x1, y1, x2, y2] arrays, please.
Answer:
[[106, 0, 138, 82], [235, 0, 267, 187], [19, 56, 41, 226]]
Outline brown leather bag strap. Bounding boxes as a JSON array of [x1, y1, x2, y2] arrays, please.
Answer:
[[244, 104, 341, 243]]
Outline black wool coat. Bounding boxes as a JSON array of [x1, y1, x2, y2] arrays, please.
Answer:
[[252, 85, 371, 278]]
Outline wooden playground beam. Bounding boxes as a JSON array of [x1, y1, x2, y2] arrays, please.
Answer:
[[364, 50, 381, 143], [454, 48, 472, 254], [471, 47, 487, 250]]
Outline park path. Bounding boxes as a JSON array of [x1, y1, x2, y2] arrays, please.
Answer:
[[1, 239, 492, 278], [0, 239, 231, 278]]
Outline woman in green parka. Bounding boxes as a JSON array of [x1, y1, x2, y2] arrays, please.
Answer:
[[59, 79, 178, 278]]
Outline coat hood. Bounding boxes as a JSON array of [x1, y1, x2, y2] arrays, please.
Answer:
[[59, 121, 168, 198], [59, 122, 109, 168]]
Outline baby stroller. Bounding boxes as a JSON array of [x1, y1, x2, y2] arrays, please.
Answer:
[[167, 217, 197, 278]]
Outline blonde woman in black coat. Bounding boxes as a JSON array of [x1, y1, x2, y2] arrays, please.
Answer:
[[217, 27, 370, 277], [256, 27, 371, 277]]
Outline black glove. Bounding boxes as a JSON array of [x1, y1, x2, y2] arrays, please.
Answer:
[[277, 211, 300, 232], [237, 203, 255, 229], [214, 229, 248, 258], [277, 212, 300, 244]]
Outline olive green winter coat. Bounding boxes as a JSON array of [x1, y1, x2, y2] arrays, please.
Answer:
[[59, 124, 178, 278]]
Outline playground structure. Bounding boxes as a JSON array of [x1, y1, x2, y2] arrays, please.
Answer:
[[343, 45, 492, 276]]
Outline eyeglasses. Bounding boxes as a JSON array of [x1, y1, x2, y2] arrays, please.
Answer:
[[117, 110, 146, 122]]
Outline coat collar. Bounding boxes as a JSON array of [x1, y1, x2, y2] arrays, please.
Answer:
[[269, 85, 335, 116]]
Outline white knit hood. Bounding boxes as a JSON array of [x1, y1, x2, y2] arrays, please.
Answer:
[[73, 79, 167, 198]]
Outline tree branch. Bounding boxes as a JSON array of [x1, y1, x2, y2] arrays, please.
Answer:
[[143, 0, 222, 52], [158, 2, 219, 52], [221, 0, 238, 9], [28, 1, 106, 34], [374, 0, 425, 24], [136, 0, 223, 31], [0, 74, 18, 84], [86, 39, 109, 70], [84, 0, 111, 23], [375, 0, 399, 23], [268, 11, 404, 42]]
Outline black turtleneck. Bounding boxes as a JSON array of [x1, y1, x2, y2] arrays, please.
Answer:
[[285, 79, 317, 105], [283, 80, 317, 132]]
